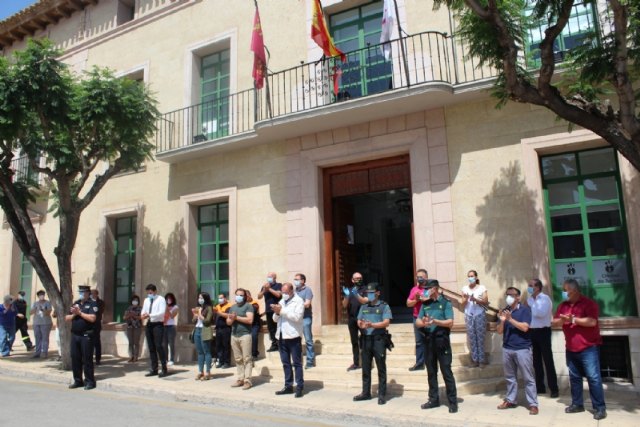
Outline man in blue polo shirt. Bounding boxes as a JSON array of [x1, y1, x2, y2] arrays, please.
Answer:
[[496, 287, 538, 415]]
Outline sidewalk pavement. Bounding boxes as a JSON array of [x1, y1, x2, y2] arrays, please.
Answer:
[[1, 348, 638, 427]]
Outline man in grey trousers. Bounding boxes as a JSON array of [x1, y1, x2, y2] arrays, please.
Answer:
[[496, 287, 538, 415]]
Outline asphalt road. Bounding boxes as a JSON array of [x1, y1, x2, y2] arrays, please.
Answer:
[[0, 376, 349, 427]]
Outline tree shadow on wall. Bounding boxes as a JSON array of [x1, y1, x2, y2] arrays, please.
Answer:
[[475, 162, 544, 294]]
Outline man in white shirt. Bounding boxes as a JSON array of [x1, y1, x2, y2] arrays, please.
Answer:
[[527, 279, 559, 397], [140, 283, 168, 378], [272, 282, 305, 398]]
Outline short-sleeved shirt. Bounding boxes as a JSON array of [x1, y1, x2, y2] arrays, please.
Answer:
[[296, 286, 314, 319], [0, 304, 18, 329], [164, 305, 179, 326], [229, 302, 255, 337], [407, 285, 426, 318], [71, 298, 99, 335], [262, 282, 283, 313], [502, 304, 532, 350], [357, 300, 392, 336], [346, 285, 366, 319], [555, 295, 602, 352], [31, 300, 53, 326], [418, 295, 453, 333], [461, 284, 487, 317], [124, 305, 142, 329], [215, 301, 232, 329]]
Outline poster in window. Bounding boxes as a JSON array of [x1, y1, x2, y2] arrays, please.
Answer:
[[592, 259, 629, 285], [554, 261, 588, 287]]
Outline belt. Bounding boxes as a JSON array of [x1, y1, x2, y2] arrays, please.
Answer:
[[148, 321, 164, 325]]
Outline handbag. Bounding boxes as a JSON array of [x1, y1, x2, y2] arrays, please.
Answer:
[[188, 328, 195, 344]]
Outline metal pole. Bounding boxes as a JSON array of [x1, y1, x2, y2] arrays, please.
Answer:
[[392, 0, 410, 88]]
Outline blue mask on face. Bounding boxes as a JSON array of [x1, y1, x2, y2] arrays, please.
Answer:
[[235, 295, 244, 304], [561, 291, 569, 301], [267, 277, 274, 284], [367, 292, 376, 302], [293, 280, 301, 288], [527, 287, 534, 295], [147, 294, 155, 300], [417, 277, 427, 285]]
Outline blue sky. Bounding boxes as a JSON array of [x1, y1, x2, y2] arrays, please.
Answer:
[[0, 0, 39, 21]]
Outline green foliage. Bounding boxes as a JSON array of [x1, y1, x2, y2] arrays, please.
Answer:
[[0, 39, 158, 213]]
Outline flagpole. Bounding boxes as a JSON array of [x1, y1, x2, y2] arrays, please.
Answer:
[[392, 0, 410, 88], [253, 0, 272, 119]]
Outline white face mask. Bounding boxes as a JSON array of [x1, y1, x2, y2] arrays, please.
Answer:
[[282, 293, 290, 302], [132, 300, 139, 306], [198, 298, 205, 305], [505, 295, 516, 306], [38, 295, 45, 301]]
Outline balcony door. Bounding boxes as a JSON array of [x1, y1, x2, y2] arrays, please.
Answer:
[[201, 50, 230, 140]]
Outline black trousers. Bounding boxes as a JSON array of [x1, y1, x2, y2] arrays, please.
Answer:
[[279, 336, 303, 391], [71, 333, 95, 386], [216, 327, 231, 365], [425, 333, 457, 405], [251, 323, 260, 358], [361, 334, 387, 397], [93, 326, 102, 363], [145, 322, 166, 372], [16, 319, 33, 349], [348, 317, 360, 366], [265, 312, 277, 347], [530, 327, 559, 393]]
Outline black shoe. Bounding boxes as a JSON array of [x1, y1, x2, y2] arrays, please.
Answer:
[[449, 405, 458, 413], [550, 391, 559, 398], [353, 393, 372, 401], [565, 404, 585, 414], [346, 364, 360, 371], [408, 364, 425, 371], [145, 371, 158, 377], [84, 383, 96, 390], [159, 370, 168, 378], [378, 396, 386, 405], [221, 363, 230, 369], [68, 382, 84, 389], [267, 345, 279, 352], [295, 389, 303, 398], [275, 387, 294, 395], [215, 363, 222, 369], [421, 400, 440, 409], [593, 410, 607, 420]]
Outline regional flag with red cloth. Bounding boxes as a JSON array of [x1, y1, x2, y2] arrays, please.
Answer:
[[251, 7, 267, 89], [311, 0, 346, 62]]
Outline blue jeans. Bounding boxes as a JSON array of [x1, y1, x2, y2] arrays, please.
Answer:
[[413, 318, 426, 367], [279, 336, 303, 390], [303, 317, 314, 366], [566, 346, 606, 411], [194, 328, 212, 374], [0, 325, 16, 356]]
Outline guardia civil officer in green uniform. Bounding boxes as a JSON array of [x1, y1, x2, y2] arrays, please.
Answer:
[[353, 283, 392, 405], [416, 279, 458, 413], [65, 285, 98, 390]]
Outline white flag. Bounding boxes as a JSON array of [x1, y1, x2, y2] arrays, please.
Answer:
[[380, 0, 397, 60]]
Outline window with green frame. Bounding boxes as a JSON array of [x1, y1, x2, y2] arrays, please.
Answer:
[[200, 50, 230, 140], [19, 254, 33, 320], [524, 0, 598, 68], [330, 0, 392, 99], [198, 203, 229, 298], [113, 216, 136, 321], [541, 147, 637, 316]]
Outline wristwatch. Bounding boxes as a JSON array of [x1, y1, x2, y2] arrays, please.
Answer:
[[571, 315, 576, 324]]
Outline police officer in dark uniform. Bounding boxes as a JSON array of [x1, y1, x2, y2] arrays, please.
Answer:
[[13, 290, 34, 350], [353, 283, 392, 405], [416, 279, 458, 413], [65, 285, 98, 390], [341, 272, 367, 371]]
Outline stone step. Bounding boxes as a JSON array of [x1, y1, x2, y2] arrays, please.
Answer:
[[314, 341, 468, 356]]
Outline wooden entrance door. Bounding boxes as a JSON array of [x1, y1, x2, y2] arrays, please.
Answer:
[[323, 155, 411, 324]]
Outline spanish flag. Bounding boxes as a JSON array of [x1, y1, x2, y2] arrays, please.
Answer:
[[251, 6, 267, 89], [311, 0, 346, 62]]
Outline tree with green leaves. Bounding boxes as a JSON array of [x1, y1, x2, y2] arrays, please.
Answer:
[[0, 40, 158, 369], [435, 0, 640, 170]]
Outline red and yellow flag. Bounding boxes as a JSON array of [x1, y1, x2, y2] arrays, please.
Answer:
[[311, 0, 346, 62], [251, 7, 267, 89]]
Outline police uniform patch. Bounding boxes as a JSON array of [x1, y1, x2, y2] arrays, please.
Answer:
[[93, 306, 98, 312]]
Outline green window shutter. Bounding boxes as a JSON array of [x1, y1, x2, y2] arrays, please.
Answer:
[[197, 202, 230, 298], [114, 216, 137, 322], [200, 50, 231, 140]]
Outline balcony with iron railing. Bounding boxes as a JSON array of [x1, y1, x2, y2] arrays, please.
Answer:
[[10, 155, 43, 186], [155, 30, 501, 159]]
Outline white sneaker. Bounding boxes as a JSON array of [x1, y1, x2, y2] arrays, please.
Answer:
[[167, 361, 174, 366]]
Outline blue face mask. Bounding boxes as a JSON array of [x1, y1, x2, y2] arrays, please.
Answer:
[[147, 294, 155, 300], [293, 280, 301, 288], [467, 277, 476, 285], [527, 287, 534, 295], [367, 292, 376, 302], [561, 291, 569, 301], [235, 295, 244, 304], [267, 277, 274, 284], [417, 277, 427, 285]]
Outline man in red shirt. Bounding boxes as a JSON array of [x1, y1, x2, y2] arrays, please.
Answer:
[[553, 278, 606, 420], [406, 269, 429, 371]]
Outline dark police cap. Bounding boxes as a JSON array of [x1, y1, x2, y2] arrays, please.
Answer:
[[78, 285, 91, 292], [365, 282, 382, 292], [425, 279, 440, 288]]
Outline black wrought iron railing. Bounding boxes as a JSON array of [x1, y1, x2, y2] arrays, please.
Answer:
[[10, 155, 41, 185], [156, 31, 498, 154]]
